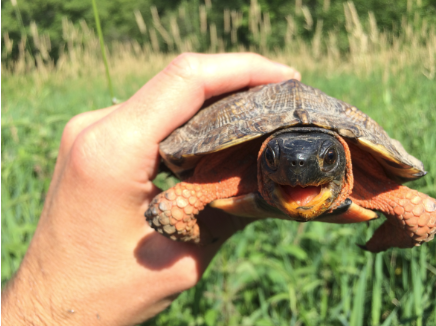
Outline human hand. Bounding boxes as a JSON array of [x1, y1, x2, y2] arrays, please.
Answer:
[[1, 53, 300, 325]]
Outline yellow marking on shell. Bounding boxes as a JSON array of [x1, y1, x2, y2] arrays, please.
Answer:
[[274, 187, 333, 220], [357, 138, 424, 178], [358, 138, 402, 164], [337, 128, 356, 138]]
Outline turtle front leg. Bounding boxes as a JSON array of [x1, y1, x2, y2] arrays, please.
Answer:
[[347, 145, 436, 252], [146, 142, 260, 243], [145, 176, 251, 244], [146, 182, 206, 243], [351, 170, 436, 252], [357, 187, 436, 252]]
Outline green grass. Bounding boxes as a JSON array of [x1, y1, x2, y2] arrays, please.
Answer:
[[2, 62, 436, 326]]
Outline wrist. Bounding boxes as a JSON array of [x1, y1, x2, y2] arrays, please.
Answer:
[[1, 236, 170, 326], [2, 265, 58, 326]]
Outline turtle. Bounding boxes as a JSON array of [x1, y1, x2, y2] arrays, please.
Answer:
[[145, 79, 436, 253]]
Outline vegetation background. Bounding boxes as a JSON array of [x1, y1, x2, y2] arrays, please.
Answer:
[[2, 0, 436, 325]]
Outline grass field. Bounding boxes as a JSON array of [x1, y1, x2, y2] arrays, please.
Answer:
[[2, 4, 436, 326]]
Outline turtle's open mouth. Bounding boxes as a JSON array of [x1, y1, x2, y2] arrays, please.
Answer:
[[274, 183, 334, 220], [281, 185, 321, 205]]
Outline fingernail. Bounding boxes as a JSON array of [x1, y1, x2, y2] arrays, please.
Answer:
[[275, 63, 301, 81], [292, 70, 301, 81]]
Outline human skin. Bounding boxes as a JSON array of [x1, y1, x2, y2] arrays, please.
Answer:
[[1, 53, 300, 326]]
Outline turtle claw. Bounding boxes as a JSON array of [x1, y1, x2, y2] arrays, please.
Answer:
[[356, 243, 369, 251]]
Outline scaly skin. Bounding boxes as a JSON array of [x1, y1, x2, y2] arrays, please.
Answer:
[[146, 136, 436, 251], [349, 144, 436, 252], [146, 142, 259, 243], [146, 178, 246, 243]]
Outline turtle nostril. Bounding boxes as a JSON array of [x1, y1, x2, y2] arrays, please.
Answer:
[[291, 161, 296, 166], [299, 161, 304, 166]]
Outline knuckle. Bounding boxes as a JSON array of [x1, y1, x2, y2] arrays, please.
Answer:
[[61, 112, 92, 152], [68, 128, 101, 179], [164, 53, 201, 81]]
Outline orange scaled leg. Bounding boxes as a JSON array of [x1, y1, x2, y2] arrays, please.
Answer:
[[146, 142, 259, 243], [352, 184, 436, 252], [349, 145, 436, 252], [146, 178, 245, 243]]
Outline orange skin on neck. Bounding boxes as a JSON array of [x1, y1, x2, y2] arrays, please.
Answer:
[[147, 134, 436, 251]]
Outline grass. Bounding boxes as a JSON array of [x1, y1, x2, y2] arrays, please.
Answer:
[[2, 2, 436, 326]]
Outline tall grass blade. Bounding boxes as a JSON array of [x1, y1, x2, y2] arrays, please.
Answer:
[[350, 260, 367, 326], [380, 306, 398, 326], [91, 0, 115, 104], [411, 251, 423, 326], [371, 253, 382, 325]]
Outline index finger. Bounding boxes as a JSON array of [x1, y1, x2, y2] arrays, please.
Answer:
[[78, 53, 300, 175], [111, 53, 299, 142]]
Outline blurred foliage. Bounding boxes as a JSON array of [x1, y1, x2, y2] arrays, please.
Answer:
[[2, 0, 436, 63], [2, 1, 436, 325], [2, 55, 436, 326]]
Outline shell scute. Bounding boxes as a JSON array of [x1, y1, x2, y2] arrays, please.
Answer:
[[160, 79, 425, 182]]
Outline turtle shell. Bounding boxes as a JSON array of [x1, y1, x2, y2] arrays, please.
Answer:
[[160, 79, 425, 183]]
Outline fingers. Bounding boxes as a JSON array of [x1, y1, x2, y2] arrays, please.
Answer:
[[118, 52, 300, 144], [75, 53, 300, 178]]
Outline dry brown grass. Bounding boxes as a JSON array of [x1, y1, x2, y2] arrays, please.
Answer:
[[2, 1, 435, 88]]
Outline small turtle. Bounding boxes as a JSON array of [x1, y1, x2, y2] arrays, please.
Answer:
[[145, 80, 436, 252]]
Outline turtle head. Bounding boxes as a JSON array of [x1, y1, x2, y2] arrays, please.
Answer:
[[259, 128, 347, 221]]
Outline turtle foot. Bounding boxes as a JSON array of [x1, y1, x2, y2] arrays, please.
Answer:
[[145, 182, 207, 243], [364, 189, 436, 253], [364, 220, 417, 253], [353, 181, 436, 252], [386, 189, 436, 243]]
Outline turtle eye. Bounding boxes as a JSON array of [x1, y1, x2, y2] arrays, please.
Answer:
[[265, 145, 278, 170], [322, 147, 338, 172]]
